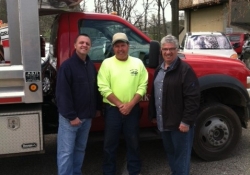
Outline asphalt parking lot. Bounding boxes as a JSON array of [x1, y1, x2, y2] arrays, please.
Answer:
[[0, 127, 250, 175]]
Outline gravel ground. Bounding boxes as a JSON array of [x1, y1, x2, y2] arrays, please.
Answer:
[[0, 127, 250, 175]]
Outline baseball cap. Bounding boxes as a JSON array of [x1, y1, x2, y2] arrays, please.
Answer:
[[112, 32, 129, 45]]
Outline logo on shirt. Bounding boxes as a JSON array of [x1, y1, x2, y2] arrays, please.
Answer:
[[130, 69, 138, 76]]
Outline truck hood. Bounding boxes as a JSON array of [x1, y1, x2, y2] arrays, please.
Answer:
[[180, 49, 238, 59], [179, 52, 250, 78]]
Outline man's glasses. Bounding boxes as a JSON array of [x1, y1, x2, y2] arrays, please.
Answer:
[[161, 48, 176, 52]]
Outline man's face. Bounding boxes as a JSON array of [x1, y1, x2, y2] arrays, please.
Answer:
[[113, 41, 129, 61], [161, 43, 178, 65], [74, 35, 91, 56]]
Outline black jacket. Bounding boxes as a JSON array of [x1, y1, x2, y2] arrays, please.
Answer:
[[148, 57, 200, 130], [56, 51, 102, 120]]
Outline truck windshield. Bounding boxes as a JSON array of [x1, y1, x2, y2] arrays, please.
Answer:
[[186, 35, 232, 50], [78, 19, 150, 65]]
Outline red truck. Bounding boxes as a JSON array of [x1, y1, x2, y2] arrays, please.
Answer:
[[226, 32, 250, 58], [1, 0, 250, 161]]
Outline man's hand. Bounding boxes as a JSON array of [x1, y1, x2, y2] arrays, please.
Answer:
[[151, 118, 157, 124], [95, 110, 101, 118], [118, 103, 133, 115], [70, 117, 82, 126], [179, 123, 189, 132]]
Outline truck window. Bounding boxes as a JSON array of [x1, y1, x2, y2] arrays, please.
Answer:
[[78, 19, 150, 65]]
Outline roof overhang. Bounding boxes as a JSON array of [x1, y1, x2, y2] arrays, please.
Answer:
[[231, 22, 250, 31], [179, 0, 228, 10]]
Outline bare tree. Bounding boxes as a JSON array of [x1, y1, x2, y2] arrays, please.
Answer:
[[142, 0, 152, 32], [39, 15, 55, 41], [156, 0, 161, 41], [93, 0, 105, 13], [159, 0, 171, 35], [0, 0, 7, 23], [132, 0, 154, 29], [116, 0, 138, 21], [92, 0, 139, 23], [152, 0, 172, 40], [147, 14, 159, 40]]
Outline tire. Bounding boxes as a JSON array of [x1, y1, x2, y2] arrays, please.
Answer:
[[193, 103, 242, 161]]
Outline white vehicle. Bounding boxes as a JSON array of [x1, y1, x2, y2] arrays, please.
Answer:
[[180, 32, 238, 59]]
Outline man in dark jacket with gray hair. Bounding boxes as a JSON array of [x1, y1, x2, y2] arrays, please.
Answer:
[[148, 34, 200, 175]]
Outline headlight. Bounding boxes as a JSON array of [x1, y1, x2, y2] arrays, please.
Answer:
[[230, 53, 238, 59]]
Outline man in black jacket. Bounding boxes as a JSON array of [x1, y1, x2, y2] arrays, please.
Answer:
[[148, 35, 200, 175], [56, 34, 101, 175]]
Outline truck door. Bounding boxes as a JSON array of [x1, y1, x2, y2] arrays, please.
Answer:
[[49, 13, 157, 131], [74, 17, 153, 131]]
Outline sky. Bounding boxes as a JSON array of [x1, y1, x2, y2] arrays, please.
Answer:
[[83, 0, 172, 21]]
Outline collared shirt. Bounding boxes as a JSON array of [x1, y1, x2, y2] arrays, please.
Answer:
[[154, 58, 177, 131]]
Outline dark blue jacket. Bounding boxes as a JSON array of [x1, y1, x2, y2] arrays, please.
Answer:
[[148, 57, 200, 129], [56, 51, 101, 120]]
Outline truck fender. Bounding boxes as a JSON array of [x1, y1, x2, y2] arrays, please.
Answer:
[[198, 74, 249, 102]]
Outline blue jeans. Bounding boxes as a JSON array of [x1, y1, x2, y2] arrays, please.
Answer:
[[161, 127, 195, 175], [103, 103, 141, 175], [57, 114, 92, 175]]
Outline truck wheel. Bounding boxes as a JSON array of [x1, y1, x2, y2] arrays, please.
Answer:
[[193, 103, 242, 161], [42, 73, 51, 95]]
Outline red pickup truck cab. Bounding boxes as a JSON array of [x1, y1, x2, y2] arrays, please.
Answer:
[[226, 32, 249, 57], [42, 12, 250, 161]]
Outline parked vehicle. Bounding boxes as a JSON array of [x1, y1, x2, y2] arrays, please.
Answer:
[[242, 39, 250, 69], [226, 32, 249, 58], [1, 0, 250, 161], [180, 32, 238, 59]]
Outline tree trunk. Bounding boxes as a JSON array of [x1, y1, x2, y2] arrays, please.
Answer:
[[0, 0, 7, 23], [157, 0, 161, 41], [171, 0, 179, 39]]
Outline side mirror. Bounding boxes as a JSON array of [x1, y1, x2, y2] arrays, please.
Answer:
[[148, 40, 160, 68], [233, 42, 240, 49]]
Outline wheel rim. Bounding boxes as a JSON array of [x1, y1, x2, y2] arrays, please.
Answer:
[[42, 77, 51, 93], [199, 115, 230, 148]]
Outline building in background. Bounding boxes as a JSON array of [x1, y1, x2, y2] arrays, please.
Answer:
[[179, 0, 250, 41]]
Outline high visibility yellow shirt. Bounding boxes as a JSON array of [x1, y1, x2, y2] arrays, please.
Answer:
[[97, 55, 148, 105]]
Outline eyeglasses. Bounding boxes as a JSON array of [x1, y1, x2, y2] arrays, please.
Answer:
[[161, 48, 177, 52]]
